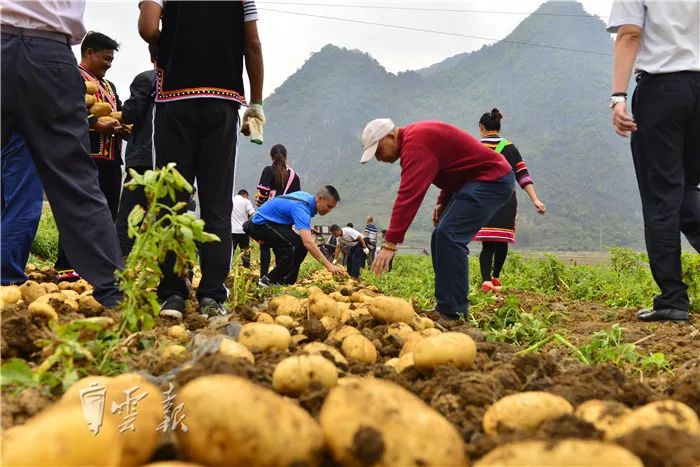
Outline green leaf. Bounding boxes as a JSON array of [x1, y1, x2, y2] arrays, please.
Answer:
[[0, 359, 36, 387], [62, 369, 80, 392]]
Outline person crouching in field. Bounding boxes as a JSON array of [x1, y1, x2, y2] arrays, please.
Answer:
[[247, 186, 346, 286], [330, 224, 369, 279], [362, 118, 514, 323]]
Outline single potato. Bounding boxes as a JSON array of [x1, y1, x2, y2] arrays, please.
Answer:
[[2, 402, 122, 466], [308, 293, 340, 320], [340, 334, 377, 364], [368, 296, 415, 323], [413, 332, 476, 371], [303, 342, 348, 366], [85, 81, 98, 94], [61, 374, 163, 467], [89, 102, 113, 118], [483, 391, 574, 435], [238, 322, 291, 351], [272, 354, 338, 396], [575, 399, 632, 434], [320, 377, 468, 466], [176, 375, 324, 467], [475, 439, 642, 467], [605, 400, 700, 440]]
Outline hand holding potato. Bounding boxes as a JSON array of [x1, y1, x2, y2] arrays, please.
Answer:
[[326, 263, 347, 277], [93, 118, 121, 136]]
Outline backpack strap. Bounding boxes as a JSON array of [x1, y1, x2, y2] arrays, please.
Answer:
[[494, 139, 510, 154], [283, 168, 296, 194]]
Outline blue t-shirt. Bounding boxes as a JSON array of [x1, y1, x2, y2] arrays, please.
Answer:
[[251, 191, 317, 231]]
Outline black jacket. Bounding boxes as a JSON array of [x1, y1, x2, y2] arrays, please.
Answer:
[[122, 70, 157, 168]]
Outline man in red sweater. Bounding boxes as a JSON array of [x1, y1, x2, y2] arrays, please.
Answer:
[[362, 118, 515, 321]]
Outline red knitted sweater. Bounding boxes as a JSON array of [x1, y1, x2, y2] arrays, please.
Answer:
[[385, 121, 512, 244]]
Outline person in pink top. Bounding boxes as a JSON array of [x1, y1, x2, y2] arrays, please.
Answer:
[[361, 118, 514, 323]]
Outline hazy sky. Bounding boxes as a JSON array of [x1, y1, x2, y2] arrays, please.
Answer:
[[74, 1, 614, 100]]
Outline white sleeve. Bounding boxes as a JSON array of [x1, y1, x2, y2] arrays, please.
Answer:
[[347, 228, 362, 240], [606, 0, 645, 33], [139, 0, 163, 8], [246, 200, 255, 215], [243, 0, 258, 22]]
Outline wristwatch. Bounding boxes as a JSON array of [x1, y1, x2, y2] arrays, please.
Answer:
[[609, 93, 627, 109]]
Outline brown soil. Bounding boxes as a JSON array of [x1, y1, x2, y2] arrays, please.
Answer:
[[4, 271, 700, 466], [1, 388, 55, 430], [614, 426, 700, 467], [0, 305, 51, 360]]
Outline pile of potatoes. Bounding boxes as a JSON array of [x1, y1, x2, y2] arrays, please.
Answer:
[[0, 277, 101, 321], [8, 267, 700, 467], [84, 80, 126, 129], [475, 391, 700, 465]]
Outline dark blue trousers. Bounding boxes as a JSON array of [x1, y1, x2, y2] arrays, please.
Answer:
[[1, 134, 43, 285], [2, 31, 124, 306], [431, 173, 515, 319]]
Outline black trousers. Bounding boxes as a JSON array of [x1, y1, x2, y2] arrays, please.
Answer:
[[260, 244, 271, 277], [1, 31, 123, 306], [631, 71, 700, 311], [346, 244, 366, 279], [249, 222, 307, 285], [55, 159, 122, 270], [231, 233, 251, 268], [480, 242, 509, 282], [116, 166, 150, 257], [154, 99, 239, 303]]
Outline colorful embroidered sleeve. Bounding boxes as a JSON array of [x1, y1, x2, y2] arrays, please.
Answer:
[[503, 145, 533, 189]]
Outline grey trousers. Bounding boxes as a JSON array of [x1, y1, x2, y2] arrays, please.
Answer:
[[1, 30, 123, 306]]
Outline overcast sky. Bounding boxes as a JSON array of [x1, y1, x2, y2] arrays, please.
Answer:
[[74, 0, 613, 100]]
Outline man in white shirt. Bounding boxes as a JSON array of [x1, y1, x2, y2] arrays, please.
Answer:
[[231, 189, 255, 268], [331, 224, 369, 279], [608, 0, 700, 323], [1, 1, 124, 307]]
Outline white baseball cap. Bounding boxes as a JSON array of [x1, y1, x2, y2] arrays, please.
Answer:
[[360, 118, 395, 164]]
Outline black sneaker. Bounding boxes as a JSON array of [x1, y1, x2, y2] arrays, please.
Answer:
[[258, 276, 271, 288], [199, 297, 226, 318], [637, 308, 688, 323], [160, 295, 186, 320]]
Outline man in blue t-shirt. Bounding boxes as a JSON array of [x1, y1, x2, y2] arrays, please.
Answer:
[[248, 185, 346, 286]]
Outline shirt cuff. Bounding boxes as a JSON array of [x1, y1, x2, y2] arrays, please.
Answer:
[[606, 16, 643, 33]]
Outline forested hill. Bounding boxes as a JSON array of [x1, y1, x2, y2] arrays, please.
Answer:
[[235, 1, 643, 250]]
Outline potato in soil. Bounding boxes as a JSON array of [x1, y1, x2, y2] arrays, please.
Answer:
[[62, 373, 164, 467], [176, 374, 324, 467], [272, 354, 338, 396], [605, 399, 700, 440], [413, 332, 476, 371], [238, 322, 291, 351], [2, 402, 122, 466], [574, 399, 632, 433], [482, 391, 574, 435], [341, 333, 377, 363], [368, 296, 415, 323], [320, 377, 468, 467], [475, 439, 642, 467]]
